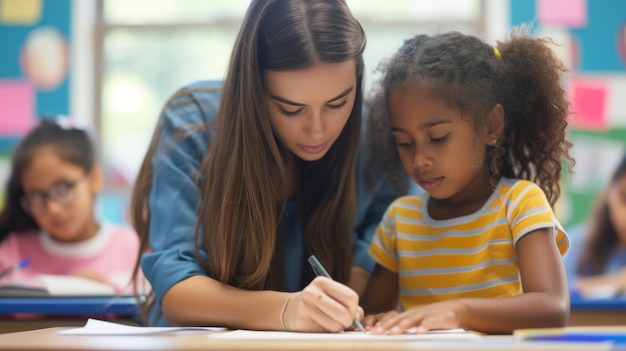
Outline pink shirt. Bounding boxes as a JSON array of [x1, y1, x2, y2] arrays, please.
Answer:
[[0, 223, 139, 293]]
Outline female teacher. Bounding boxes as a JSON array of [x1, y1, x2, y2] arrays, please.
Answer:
[[132, 0, 405, 332]]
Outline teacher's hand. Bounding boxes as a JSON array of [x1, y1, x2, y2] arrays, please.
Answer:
[[283, 276, 363, 332]]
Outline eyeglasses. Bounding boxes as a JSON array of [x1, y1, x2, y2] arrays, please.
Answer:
[[21, 175, 87, 214]]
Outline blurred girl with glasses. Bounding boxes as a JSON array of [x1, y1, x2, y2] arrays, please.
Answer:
[[0, 118, 139, 294]]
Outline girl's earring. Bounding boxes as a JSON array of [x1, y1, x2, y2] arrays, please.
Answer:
[[493, 138, 498, 145]]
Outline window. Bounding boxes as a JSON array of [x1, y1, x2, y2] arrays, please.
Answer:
[[95, 0, 484, 189]]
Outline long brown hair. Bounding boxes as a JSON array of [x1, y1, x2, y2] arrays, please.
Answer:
[[131, 0, 365, 311]]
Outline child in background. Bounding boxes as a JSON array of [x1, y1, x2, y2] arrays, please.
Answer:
[[564, 152, 626, 298], [361, 29, 575, 334], [0, 118, 139, 294]]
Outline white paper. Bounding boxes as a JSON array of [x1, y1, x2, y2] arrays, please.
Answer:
[[208, 328, 481, 341], [57, 318, 226, 335], [0, 275, 122, 297], [41, 275, 117, 296]]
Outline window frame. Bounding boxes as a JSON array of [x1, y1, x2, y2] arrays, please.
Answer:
[[93, 0, 486, 190]]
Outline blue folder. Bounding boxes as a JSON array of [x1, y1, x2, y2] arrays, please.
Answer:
[[0, 296, 140, 316], [570, 294, 626, 310]]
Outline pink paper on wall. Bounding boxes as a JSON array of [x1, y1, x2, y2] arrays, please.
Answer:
[[537, 0, 587, 28], [0, 80, 35, 136], [569, 77, 608, 131]]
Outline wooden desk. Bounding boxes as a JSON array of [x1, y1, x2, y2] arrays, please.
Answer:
[[0, 296, 142, 333], [0, 327, 612, 351], [568, 310, 626, 326], [0, 318, 140, 334]]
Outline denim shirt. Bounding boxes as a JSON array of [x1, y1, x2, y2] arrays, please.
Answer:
[[140, 80, 402, 326]]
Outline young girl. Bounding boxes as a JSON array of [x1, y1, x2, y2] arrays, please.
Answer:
[[0, 118, 139, 294], [564, 153, 626, 298], [132, 0, 407, 330], [361, 30, 575, 334]]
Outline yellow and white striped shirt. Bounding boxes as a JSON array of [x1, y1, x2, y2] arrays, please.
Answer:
[[369, 178, 569, 310]]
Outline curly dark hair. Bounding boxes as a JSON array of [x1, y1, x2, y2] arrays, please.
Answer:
[[366, 28, 575, 207]]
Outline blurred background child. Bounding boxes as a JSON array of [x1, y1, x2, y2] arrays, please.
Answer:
[[0, 118, 139, 294], [564, 152, 626, 298]]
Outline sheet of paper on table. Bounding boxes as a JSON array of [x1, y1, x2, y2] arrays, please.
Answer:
[[58, 319, 482, 340], [208, 328, 482, 341], [57, 319, 226, 335]]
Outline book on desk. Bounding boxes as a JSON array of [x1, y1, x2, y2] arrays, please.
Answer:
[[0, 274, 120, 297], [0, 275, 142, 317]]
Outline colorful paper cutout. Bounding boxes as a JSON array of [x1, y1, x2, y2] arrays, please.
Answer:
[[0, 80, 35, 136], [569, 136, 625, 191], [606, 75, 626, 127], [568, 77, 608, 131], [0, 0, 42, 25], [20, 26, 70, 90], [537, 0, 588, 28]]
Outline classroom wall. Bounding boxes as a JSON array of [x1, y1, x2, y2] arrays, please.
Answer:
[[0, 0, 72, 208], [1, 0, 625, 227], [509, 0, 626, 228], [0, 0, 123, 223], [0, 0, 71, 150]]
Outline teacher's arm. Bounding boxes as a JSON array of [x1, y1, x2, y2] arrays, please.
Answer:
[[351, 152, 404, 296]]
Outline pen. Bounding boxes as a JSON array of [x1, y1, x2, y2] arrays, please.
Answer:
[[307, 255, 367, 333], [0, 258, 30, 280]]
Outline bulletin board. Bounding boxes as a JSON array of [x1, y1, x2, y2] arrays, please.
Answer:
[[0, 0, 71, 152], [566, 128, 626, 226], [510, 0, 626, 228], [0, 0, 71, 206]]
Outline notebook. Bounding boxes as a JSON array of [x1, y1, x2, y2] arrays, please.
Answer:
[[0, 275, 118, 297]]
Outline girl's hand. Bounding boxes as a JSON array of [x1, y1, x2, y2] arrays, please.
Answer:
[[283, 276, 363, 332], [361, 311, 396, 330], [74, 270, 111, 285], [368, 301, 462, 335], [73, 270, 120, 293]]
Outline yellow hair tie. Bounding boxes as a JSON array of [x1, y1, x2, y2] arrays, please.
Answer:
[[493, 47, 502, 60]]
